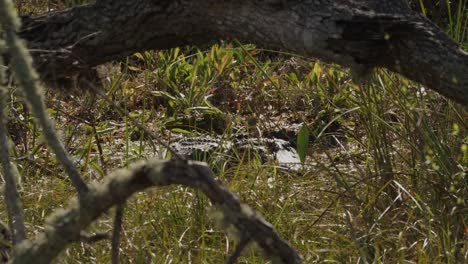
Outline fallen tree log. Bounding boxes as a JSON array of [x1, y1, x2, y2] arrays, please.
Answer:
[[15, 0, 468, 105]]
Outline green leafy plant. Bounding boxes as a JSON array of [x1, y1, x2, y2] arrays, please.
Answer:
[[297, 124, 309, 165]]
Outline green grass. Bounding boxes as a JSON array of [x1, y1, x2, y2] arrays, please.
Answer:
[[1, 1, 467, 263]]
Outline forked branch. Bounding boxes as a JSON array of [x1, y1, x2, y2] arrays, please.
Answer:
[[12, 159, 300, 264]]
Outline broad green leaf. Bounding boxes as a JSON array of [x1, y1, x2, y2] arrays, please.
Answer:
[[297, 125, 309, 164], [171, 128, 191, 134]]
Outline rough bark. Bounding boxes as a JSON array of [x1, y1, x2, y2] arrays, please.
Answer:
[[15, 0, 468, 105]]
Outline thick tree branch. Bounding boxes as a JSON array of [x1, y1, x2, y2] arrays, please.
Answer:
[[15, 0, 468, 105], [12, 159, 300, 264]]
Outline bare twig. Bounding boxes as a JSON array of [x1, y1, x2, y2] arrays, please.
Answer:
[[0, 0, 88, 198], [0, 88, 27, 244], [0, 30, 27, 244], [225, 234, 251, 264], [0, 220, 12, 262], [111, 203, 124, 264], [79, 231, 109, 243]]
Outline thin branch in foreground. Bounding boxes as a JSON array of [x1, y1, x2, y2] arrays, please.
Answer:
[[0, 0, 88, 197], [225, 234, 251, 264], [79, 232, 109, 243], [0, 220, 12, 262], [13, 159, 300, 264], [0, 43, 27, 244], [111, 203, 125, 264], [0, 88, 27, 244]]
